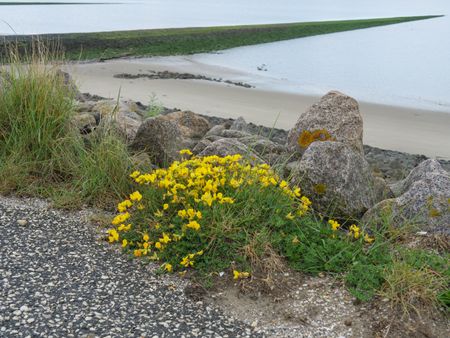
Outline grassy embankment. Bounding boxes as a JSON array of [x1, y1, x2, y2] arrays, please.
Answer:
[[1, 15, 442, 60]]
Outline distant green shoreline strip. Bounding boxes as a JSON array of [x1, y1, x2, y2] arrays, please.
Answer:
[[1, 15, 443, 61]]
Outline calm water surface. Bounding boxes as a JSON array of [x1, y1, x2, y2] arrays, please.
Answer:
[[1, 0, 449, 111]]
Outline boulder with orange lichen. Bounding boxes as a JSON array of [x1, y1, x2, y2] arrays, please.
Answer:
[[287, 91, 363, 156]]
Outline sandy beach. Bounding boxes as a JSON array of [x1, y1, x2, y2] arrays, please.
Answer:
[[67, 57, 450, 160]]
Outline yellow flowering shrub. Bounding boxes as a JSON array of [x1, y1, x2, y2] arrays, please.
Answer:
[[108, 151, 312, 279]]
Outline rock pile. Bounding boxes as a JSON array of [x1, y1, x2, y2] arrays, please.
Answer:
[[72, 88, 449, 233]]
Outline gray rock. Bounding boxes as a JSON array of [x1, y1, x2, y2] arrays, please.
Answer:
[[238, 136, 287, 156], [131, 118, 184, 166], [291, 141, 390, 218], [192, 139, 213, 155], [229, 116, 248, 132], [56, 70, 85, 101], [198, 139, 264, 164], [159, 111, 210, 140], [222, 129, 252, 138], [287, 91, 363, 156], [205, 124, 227, 137], [92, 100, 144, 141], [71, 113, 97, 134], [75, 101, 95, 113], [390, 159, 448, 196], [363, 159, 450, 233]]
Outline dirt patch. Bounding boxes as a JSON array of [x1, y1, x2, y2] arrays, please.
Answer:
[[194, 271, 449, 337]]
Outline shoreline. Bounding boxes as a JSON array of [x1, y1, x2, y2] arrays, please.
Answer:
[[67, 57, 450, 160]]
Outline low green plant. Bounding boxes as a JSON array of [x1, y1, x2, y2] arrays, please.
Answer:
[[107, 151, 313, 283], [145, 94, 164, 118]]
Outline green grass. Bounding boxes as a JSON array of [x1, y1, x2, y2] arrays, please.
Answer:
[[1, 15, 442, 61], [0, 42, 135, 208]]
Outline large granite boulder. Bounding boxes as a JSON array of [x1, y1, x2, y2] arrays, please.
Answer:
[[287, 91, 364, 156], [363, 160, 450, 233], [290, 141, 390, 218], [131, 111, 210, 165], [131, 118, 184, 166], [159, 111, 210, 148]]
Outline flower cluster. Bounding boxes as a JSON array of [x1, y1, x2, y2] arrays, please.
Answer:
[[328, 219, 374, 243], [107, 151, 312, 277]]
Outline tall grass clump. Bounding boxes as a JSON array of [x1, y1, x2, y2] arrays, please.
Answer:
[[0, 42, 79, 192], [0, 41, 134, 207]]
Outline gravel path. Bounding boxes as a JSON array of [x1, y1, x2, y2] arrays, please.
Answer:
[[0, 196, 259, 338]]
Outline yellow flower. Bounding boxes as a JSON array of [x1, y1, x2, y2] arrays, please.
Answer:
[[129, 191, 142, 202], [286, 212, 295, 220], [155, 242, 162, 250], [180, 255, 194, 267], [186, 220, 201, 231], [112, 212, 130, 225], [118, 223, 132, 231], [328, 219, 340, 231], [349, 224, 361, 239], [279, 180, 288, 188], [233, 270, 250, 280], [178, 209, 187, 218], [159, 233, 171, 244], [122, 239, 128, 248], [143, 233, 150, 242], [201, 191, 214, 206], [134, 249, 142, 257], [107, 229, 119, 243], [117, 199, 133, 212], [130, 170, 141, 179], [164, 263, 173, 272], [364, 233, 374, 243], [163, 203, 169, 210], [179, 149, 193, 155]]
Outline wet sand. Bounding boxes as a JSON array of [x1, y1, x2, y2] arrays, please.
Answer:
[[66, 57, 450, 160]]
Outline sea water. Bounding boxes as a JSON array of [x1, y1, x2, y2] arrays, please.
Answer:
[[1, 0, 449, 111]]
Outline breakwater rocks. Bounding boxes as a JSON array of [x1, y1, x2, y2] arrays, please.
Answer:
[[74, 90, 449, 233], [114, 71, 254, 88]]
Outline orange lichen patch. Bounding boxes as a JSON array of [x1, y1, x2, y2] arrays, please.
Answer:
[[311, 129, 333, 142], [314, 183, 327, 195], [298, 129, 334, 149], [298, 130, 313, 148]]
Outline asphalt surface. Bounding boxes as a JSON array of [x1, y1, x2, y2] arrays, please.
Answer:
[[0, 197, 259, 338]]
